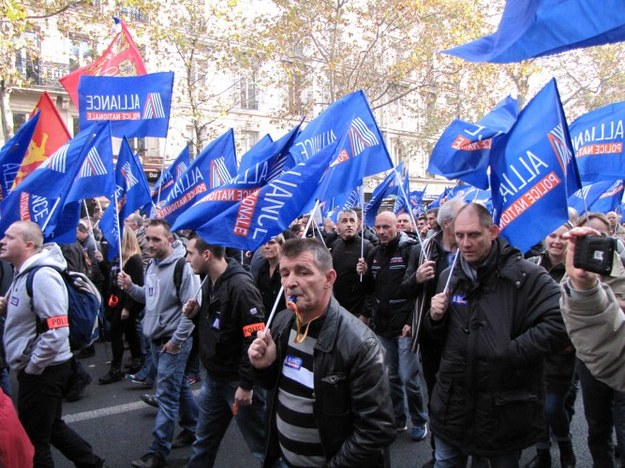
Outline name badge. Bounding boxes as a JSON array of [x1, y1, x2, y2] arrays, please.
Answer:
[[148, 286, 155, 297], [285, 355, 303, 371], [451, 294, 468, 306], [10, 296, 18, 306]]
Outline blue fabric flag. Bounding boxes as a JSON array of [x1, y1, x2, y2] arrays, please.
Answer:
[[590, 180, 624, 213], [100, 137, 152, 260], [428, 96, 518, 189], [289, 90, 382, 166], [490, 79, 581, 253], [443, 0, 625, 63], [0, 112, 40, 201], [78, 71, 174, 138], [151, 146, 191, 205], [324, 186, 362, 223], [172, 124, 301, 232], [409, 189, 425, 217], [569, 101, 625, 183], [190, 141, 336, 251], [364, 163, 403, 227], [158, 129, 236, 224], [456, 186, 494, 212], [238, 134, 274, 174], [393, 171, 411, 214], [568, 180, 618, 214], [311, 93, 393, 204], [0, 122, 111, 239], [428, 187, 452, 210]]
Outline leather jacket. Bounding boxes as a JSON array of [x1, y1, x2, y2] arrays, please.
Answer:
[[256, 297, 396, 467]]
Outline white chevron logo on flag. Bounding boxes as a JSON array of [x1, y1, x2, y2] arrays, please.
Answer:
[[548, 124, 573, 176], [210, 157, 232, 189], [120, 162, 139, 190], [348, 117, 379, 157], [42, 143, 70, 173], [78, 148, 107, 178], [143, 93, 166, 119]]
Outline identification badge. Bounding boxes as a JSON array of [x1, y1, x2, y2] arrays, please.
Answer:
[[285, 355, 303, 370], [148, 286, 155, 297], [10, 296, 18, 306], [211, 317, 221, 329], [451, 294, 468, 306]]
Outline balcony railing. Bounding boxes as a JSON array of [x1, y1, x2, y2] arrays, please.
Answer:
[[15, 57, 71, 89]]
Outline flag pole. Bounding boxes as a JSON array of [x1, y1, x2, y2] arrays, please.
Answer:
[[82, 199, 100, 253], [156, 137, 168, 205], [393, 169, 428, 261], [265, 199, 320, 330], [443, 250, 460, 294], [113, 190, 124, 270], [41, 197, 63, 234], [360, 185, 365, 281]]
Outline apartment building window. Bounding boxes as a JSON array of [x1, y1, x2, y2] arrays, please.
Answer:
[[12, 113, 28, 133], [129, 137, 146, 155], [15, 32, 39, 82], [239, 75, 258, 110], [240, 130, 259, 155], [69, 37, 93, 71]]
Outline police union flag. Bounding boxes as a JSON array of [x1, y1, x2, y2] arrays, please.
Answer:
[[78, 72, 174, 138], [569, 101, 625, 183], [490, 78, 581, 253]]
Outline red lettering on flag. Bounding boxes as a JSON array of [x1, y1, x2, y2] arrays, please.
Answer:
[[575, 143, 623, 157], [233, 190, 260, 237], [451, 135, 493, 151], [499, 172, 560, 229]]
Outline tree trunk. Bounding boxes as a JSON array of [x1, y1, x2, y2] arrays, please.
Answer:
[[0, 80, 11, 143]]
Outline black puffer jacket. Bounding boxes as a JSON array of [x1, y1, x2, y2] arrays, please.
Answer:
[[257, 298, 396, 467], [364, 232, 418, 337], [425, 238, 568, 456]]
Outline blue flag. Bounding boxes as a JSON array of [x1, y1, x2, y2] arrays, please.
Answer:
[[364, 164, 403, 227], [490, 79, 581, 253], [569, 101, 625, 183], [171, 124, 301, 232], [312, 93, 393, 204], [443, 0, 625, 63], [428, 187, 452, 210], [158, 129, 236, 224], [0, 122, 111, 239], [78, 71, 174, 138], [457, 186, 494, 212], [591, 180, 624, 213], [151, 146, 191, 205], [65, 125, 115, 203], [324, 186, 362, 223], [190, 141, 336, 251], [238, 134, 274, 174], [289, 90, 381, 166], [393, 170, 411, 214], [0, 112, 40, 200], [428, 96, 518, 189], [100, 137, 152, 260], [568, 180, 618, 214]]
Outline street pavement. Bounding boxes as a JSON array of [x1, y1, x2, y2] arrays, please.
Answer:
[[9, 341, 601, 467]]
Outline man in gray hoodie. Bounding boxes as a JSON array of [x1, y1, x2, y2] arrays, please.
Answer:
[[0, 221, 104, 467], [118, 218, 200, 468]]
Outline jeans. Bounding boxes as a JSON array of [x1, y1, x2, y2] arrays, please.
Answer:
[[148, 338, 198, 458], [188, 371, 266, 467], [378, 335, 428, 427], [434, 436, 520, 468], [135, 341, 156, 384], [0, 367, 10, 397], [578, 359, 625, 468], [17, 360, 102, 467]]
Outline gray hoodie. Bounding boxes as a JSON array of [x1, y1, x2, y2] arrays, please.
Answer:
[[4, 243, 73, 374], [127, 239, 199, 345]]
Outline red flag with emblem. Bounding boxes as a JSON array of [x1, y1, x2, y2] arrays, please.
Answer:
[[12, 92, 71, 189], [60, 19, 147, 108]]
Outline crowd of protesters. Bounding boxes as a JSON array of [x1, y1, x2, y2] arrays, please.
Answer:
[[1, 198, 625, 468]]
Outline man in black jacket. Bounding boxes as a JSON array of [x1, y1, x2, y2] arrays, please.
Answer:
[[357, 211, 429, 441], [249, 238, 395, 467], [183, 233, 267, 467], [330, 209, 374, 324], [427, 203, 568, 466]]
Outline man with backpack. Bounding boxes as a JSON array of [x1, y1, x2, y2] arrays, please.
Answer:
[[0, 221, 104, 467], [118, 218, 200, 468]]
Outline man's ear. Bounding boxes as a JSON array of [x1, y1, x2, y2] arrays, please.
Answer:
[[325, 269, 337, 289], [489, 224, 500, 239]]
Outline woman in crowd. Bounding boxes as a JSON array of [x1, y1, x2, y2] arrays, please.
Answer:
[[99, 228, 145, 384], [253, 235, 286, 316]]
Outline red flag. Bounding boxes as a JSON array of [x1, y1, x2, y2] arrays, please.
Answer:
[[60, 20, 147, 108], [12, 92, 71, 188]]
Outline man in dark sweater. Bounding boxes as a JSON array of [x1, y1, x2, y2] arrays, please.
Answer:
[[183, 233, 267, 467], [329, 209, 374, 324]]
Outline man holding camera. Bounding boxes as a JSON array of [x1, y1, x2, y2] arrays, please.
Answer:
[[560, 225, 625, 392], [426, 203, 569, 466]]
